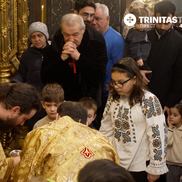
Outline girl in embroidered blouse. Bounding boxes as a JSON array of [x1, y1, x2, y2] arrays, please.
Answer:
[[100, 57, 168, 182], [166, 103, 182, 182]]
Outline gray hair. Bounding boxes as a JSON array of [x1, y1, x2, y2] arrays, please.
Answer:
[[60, 14, 85, 32], [95, 3, 109, 17]]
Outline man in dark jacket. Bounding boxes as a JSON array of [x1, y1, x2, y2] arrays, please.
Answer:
[[141, 1, 182, 116], [41, 14, 108, 108]]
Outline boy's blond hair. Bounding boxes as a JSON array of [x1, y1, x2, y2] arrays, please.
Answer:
[[79, 97, 97, 114], [42, 83, 64, 103]]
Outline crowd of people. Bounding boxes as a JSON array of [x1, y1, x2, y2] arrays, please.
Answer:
[[0, 0, 182, 182]]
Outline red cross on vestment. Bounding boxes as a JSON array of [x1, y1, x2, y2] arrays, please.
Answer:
[[68, 59, 77, 73]]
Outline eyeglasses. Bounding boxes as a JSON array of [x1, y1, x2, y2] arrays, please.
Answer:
[[109, 77, 133, 88], [80, 12, 94, 19]]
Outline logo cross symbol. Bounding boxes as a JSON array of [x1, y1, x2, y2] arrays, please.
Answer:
[[124, 14, 136, 26], [127, 16, 134, 23]]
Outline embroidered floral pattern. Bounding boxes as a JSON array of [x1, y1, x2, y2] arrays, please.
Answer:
[[115, 131, 121, 139], [115, 120, 121, 128], [152, 126, 160, 137], [113, 105, 136, 143], [142, 96, 162, 118], [104, 95, 113, 116], [122, 133, 131, 143], [153, 139, 161, 148], [122, 108, 129, 118], [122, 121, 130, 130], [152, 125, 163, 161], [154, 150, 162, 161]]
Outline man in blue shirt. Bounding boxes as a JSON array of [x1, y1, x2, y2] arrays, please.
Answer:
[[91, 3, 125, 99], [91, 3, 124, 128]]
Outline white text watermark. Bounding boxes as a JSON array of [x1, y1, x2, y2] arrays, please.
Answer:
[[124, 13, 182, 27]]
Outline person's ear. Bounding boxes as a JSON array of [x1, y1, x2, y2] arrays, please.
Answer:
[[56, 113, 61, 120], [106, 16, 110, 24], [133, 76, 137, 85], [41, 101, 45, 109], [93, 114, 97, 121], [10, 106, 20, 116], [74, 10, 78, 14]]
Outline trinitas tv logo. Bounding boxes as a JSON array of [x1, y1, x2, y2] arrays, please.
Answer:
[[124, 13, 182, 27], [124, 14, 136, 26]]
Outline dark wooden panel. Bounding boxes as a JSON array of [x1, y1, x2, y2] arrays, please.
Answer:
[[28, 0, 41, 25]]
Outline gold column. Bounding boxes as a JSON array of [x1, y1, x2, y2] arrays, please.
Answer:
[[0, 0, 11, 83], [17, 0, 28, 60]]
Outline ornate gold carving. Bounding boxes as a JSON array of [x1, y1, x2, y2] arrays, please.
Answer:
[[22, 13, 27, 23], [9, 0, 18, 60], [0, 126, 29, 157], [2, 28, 8, 38], [10, 56, 20, 73], [17, 0, 28, 59], [0, 2, 7, 12]]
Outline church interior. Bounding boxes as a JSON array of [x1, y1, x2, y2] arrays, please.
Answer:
[[0, 0, 182, 173]]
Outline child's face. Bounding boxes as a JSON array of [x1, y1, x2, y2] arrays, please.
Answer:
[[134, 22, 145, 31], [42, 102, 62, 120], [87, 109, 96, 125], [111, 71, 136, 96], [169, 107, 182, 128]]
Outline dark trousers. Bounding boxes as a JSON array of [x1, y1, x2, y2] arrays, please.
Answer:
[[166, 164, 182, 182]]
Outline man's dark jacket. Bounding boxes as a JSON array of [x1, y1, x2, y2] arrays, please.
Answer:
[[147, 27, 182, 108], [41, 26, 108, 107]]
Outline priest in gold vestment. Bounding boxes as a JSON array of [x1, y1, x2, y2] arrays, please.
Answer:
[[0, 83, 42, 182], [0, 143, 14, 182], [11, 102, 119, 182]]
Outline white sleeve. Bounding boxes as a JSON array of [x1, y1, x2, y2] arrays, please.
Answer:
[[99, 95, 114, 143], [142, 93, 168, 175]]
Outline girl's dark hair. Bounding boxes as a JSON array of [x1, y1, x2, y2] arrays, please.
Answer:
[[108, 57, 147, 106], [154, 1, 176, 17], [173, 103, 182, 117], [78, 159, 135, 182]]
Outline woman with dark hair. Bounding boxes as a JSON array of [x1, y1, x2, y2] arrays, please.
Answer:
[[100, 57, 168, 182]]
